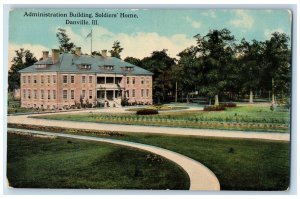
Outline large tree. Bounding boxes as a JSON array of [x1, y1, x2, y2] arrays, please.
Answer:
[[8, 48, 37, 91], [237, 39, 264, 103], [194, 29, 236, 105], [124, 57, 142, 66], [109, 40, 123, 59], [261, 32, 291, 103], [56, 28, 76, 53], [140, 50, 176, 103]]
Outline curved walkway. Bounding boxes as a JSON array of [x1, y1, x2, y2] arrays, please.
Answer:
[[8, 114, 290, 141], [8, 128, 220, 191]]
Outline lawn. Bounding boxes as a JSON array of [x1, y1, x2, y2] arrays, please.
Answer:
[[7, 132, 189, 189], [34, 105, 290, 132], [8, 124, 290, 190]]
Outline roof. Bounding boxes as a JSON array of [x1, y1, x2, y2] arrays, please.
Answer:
[[19, 53, 153, 76]]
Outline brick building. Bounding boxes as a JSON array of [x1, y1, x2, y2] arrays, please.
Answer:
[[19, 48, 153, 109]]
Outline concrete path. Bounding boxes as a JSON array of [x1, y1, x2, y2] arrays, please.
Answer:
[[8, 114, 290, 141], [7, 128, 220, 191]]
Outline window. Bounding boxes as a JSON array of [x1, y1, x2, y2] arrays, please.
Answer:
[[34, 90, 37, 99], [28, 76, 31, 84], [132, 89, 135, 97], [71, 76, 75, 83], [27, 89, 31, 99], [48, 90, 51, 100], [82, 76, 86, 83], [71, 90, 75, 99], [23, 89, 26, 99], [23, 76, 26, 84], [41, 90, 44, 99], [104, 65, 114, 70], [132, 77, 135, 84], [89, 90, 92, 99], [127, 77, 130, 84], [89, 76, 93, 83], [124, 66, 134, 71], [80, 64, 91, 69], [141, 78, 144, 84], [82, 90, 86, 99], [146, 78, 149, 85], [53, 90, 56, 100], [126, 90, 129, 98], [53, 75, 56, 84], [63, 90, 68, 99], [41, 76, 44, 84], [141, 89, 144, 98], [47, 75, 50, 83], [63, 75, 68, 84], [33, 76, 37, 84], [146, 89, 149, 98]]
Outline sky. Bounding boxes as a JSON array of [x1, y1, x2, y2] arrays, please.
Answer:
[[9, 8, 292, 63]]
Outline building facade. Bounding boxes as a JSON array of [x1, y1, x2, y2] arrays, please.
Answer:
[[19, 48, 153, 109]]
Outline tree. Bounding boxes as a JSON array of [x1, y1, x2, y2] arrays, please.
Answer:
[[8, 48, 37, 91], [56, 28, 76, 53], [175, 46, 202, 103], [262, 32, 291, 104], [237, 39, 264, 103], [109, 40, 123, 59], [124, 57, 142, 66], [140, 50, 176, 103], [194, 29, 236, 105]]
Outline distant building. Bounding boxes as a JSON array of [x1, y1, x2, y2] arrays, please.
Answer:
[[19, 47, 153, 109]]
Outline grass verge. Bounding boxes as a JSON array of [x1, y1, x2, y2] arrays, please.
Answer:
[[7, 132, 189, 189], [8, 124, 290, 190], [33, 105, 290, 132]]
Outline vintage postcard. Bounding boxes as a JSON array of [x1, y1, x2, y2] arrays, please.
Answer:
[[6, 7, 292, 191]]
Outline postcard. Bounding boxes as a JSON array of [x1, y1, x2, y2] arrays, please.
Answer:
[[6, 7, 292, 191]]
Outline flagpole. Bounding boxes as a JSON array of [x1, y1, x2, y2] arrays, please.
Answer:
[[91, 29, 93, 55]]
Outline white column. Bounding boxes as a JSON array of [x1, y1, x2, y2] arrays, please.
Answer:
[[113, 90, 115, 100]]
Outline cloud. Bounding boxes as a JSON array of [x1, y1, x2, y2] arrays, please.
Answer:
[[201, 10, 217, 18], [50, 26, 195, 59], [184, 16, 202, 29], [264, 28, 286, 39], [9, 43, 49, 65], [229, 10, 254, 29]]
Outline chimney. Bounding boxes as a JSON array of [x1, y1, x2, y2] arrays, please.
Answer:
[[42, 51, 49, 60], [101, 50, 107, 58], [75, 47, 81, 56], [52, 49, 60, 64]]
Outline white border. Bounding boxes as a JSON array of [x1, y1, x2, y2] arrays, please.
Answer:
[[1, 1, 299, 198]]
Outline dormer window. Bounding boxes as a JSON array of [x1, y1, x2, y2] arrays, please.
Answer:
[[80, 64, 91, 70], [35, 64, 47, 69], [104, 65, 114, 70], [122, 66, 134, 71]]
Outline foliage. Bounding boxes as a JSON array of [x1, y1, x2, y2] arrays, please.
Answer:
[[109, 40, 123, 59], [124, 57, 142, 66], [56, 28, 76, 53], [8, 48, 37, 91], [136, 109, 159, 115]]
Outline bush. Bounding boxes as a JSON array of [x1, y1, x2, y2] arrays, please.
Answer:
[[220, 102, 237, 107], [136, 109, 159, 115], [203, 105, 225, 111]]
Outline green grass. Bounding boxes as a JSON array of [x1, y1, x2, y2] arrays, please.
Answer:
[[8, 124, 290, 190], [7, 133, 190, 189], [126, 105, 189, 112], [35, 105, 290, 132]]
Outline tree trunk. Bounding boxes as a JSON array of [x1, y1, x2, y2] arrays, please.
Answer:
[[272, 78, 275, 104], [249, 90, 253, 104], [214, 95, 219, 106], [175, 81, 178, 103]]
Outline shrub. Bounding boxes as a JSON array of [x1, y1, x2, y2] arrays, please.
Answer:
[[203, 105, 225, 111], [136, 109, 159, 115]]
